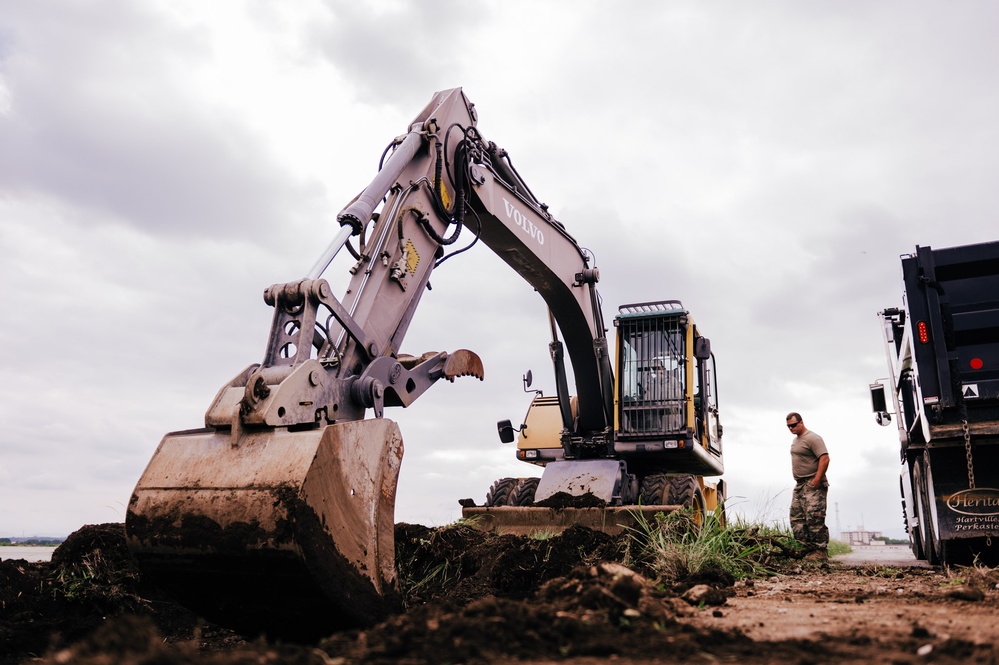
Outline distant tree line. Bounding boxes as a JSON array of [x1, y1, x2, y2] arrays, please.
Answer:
[[0, 537, 64, 546]]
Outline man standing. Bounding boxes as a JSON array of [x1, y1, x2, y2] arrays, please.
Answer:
[[786, 412, 830, 558]]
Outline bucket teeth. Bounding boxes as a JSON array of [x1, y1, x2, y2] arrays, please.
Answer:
[[443, 349, 485, 382]]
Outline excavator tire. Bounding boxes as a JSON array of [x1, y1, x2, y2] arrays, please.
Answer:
[[510, 477, 540, 506], [639, 473, 669, 505], [667, 474, 706, 525], [485, 477, 518, 506]]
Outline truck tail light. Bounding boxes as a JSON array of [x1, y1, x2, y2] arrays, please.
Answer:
[[917, 321, 929, 343]]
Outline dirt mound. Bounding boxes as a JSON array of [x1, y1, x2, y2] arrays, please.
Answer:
[[323, 562, 748, 664], [10, 522, 999, 664], [50, 522, 133, 567], [1, 523, 151, 661], [395, 522, 624, 606], [534, 491, 607, 508], [2, 522, 743, 664], [7, 523, 629, 662], [1, 524, 243, 664]]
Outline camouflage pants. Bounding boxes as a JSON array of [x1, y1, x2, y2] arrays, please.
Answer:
[[790, 480, 829, 549]]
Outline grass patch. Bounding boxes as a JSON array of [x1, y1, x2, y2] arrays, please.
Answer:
[[626, 506, 804, 584], [857, 564, 903, 578], [395, 522, 476, 605], [527, 528, 560, 541], [828, 540, 851, 557], [47, 548, 146, 614]]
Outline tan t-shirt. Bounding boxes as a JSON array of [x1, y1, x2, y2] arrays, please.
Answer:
[[790, 430, 828, 481]]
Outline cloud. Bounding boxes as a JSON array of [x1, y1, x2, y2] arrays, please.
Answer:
[[0, 1, 326, 242], [3, 1, 999, 542], [307, 0, 486, 109]]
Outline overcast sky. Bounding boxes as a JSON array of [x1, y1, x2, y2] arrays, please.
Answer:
[[3, 1, 998, 539]]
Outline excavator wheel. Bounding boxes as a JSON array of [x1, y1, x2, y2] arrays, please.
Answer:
[[485, 477, 518, 506], [510, 477, 540, 506], [639, 473, 669, 505], [667, 474, 706, 527]]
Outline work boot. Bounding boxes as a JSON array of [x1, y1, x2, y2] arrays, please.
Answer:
[[804, 548, 828, 560]]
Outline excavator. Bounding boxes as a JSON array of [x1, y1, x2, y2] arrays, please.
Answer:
[[125, 88, 725, 638], [462, 298, 724, 535]]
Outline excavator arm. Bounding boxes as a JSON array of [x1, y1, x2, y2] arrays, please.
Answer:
[[201, 89, 487, 433], [464, 144, 615, 443]]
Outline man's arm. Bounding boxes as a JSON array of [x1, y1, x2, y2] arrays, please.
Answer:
[[810, 454, 830, 487]]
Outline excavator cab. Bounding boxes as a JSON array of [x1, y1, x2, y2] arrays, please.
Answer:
[[613, 301, 723, 477], [504, 301, 722, 476]]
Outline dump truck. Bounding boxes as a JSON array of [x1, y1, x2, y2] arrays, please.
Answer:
[[871, 240, 999, 566], [125, 88, 725, 637]]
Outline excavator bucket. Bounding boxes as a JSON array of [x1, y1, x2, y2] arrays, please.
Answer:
[[126, 419, 403, 638]]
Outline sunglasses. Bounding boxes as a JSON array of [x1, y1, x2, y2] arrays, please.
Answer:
[[787, 421, 801, 429]]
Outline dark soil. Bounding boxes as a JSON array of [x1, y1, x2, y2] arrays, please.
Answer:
[[533, 491, 607, 509], [3, 523, 999, 664]]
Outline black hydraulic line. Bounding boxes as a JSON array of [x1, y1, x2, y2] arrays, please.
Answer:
[[586, 281, 615, 428], [548, 310, 575, 433], [378, 137, 403, 171], [491, 146, 541, 207], [343, 237, 361, 261], [393, 124, 472, 251], [435, 208, 481, 267], [433, 139, 446, 211], [412, 185, 463, 246]]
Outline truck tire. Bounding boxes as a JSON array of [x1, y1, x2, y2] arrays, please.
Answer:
[[485, 477, 518, 507], [924, 514, 941, 565], [667, 474, 706, 527], [639, 473, 669, 505], [902, 475, 925, 561], [510, 477, 540, 506], [914, 462, 940, 565]]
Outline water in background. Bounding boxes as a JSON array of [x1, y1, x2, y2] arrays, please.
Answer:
[[1, 546, 56, 562]]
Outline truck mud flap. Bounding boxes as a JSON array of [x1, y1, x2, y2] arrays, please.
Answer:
[[126, 419, 403, 638], [926, 444, 999, 541], [460, 505, 682, 536]]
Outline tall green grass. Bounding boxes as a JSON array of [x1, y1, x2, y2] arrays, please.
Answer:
[[626, 506, 808, 584], [827, 539, 851, 557]]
